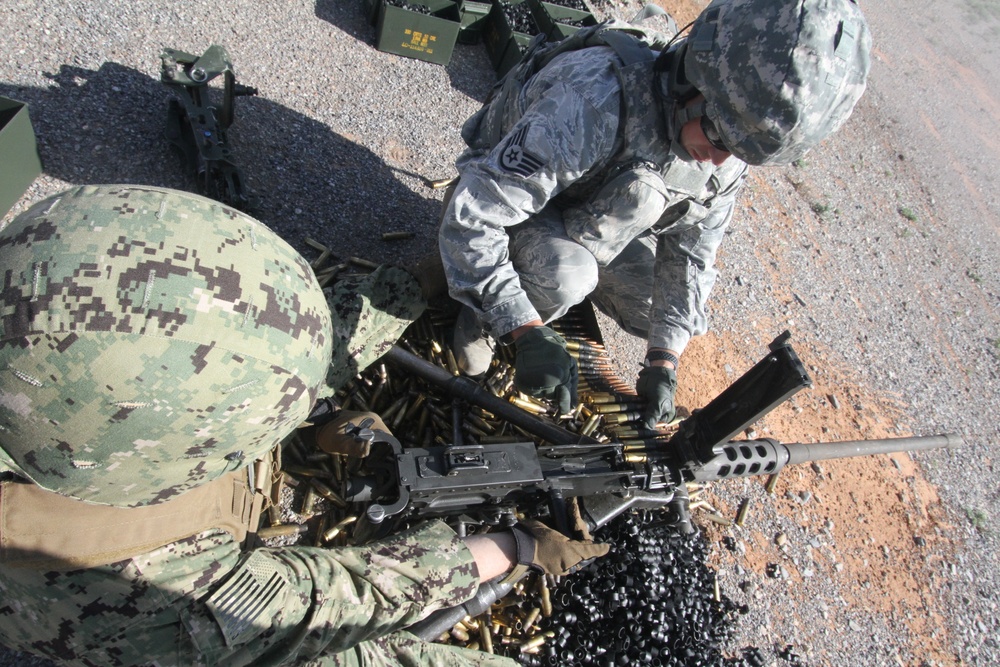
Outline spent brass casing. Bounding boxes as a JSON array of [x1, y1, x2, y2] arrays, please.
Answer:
[[579, 413, 602, 437], [349, 256, 379, 270], [445, 348, 460, 376], [522, 606, 542, 633], [300, 486, 318, 516], [520, 631, 555, 653], [478, 613, 494, 654], [258, 523, 308, 539], [267, 504, 282, 527], [704, 512, 733, 527], [509, 396, 548, 414], [313, 515, 328, 547], [311, 479, 348, 508], [322, 515, 358, 543], [537, 577, 552, 617], [765, 472, 780, 494], [735, 498, 751, 527], [282, 463, 331, 479]]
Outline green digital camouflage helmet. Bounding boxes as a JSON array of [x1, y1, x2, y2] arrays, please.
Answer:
[[0, 186, 332, 507], [684, 0, 872, 166]]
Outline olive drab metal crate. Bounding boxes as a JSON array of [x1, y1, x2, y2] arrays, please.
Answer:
[[0, 97, 43, 220], [376, 0, 462, 65]]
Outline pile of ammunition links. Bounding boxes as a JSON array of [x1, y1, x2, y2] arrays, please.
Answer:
[[262, 250, 757, 665]]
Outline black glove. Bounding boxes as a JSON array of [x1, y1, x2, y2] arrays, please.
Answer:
[[513, 326, 578, 415], [637, 365, 678, 430]]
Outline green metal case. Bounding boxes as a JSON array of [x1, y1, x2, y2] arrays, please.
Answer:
[[0, 97, 43, 220]]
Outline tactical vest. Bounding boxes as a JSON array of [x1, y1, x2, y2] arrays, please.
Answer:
[[0, 449, 278, 570], [461, 20, 748, 265]]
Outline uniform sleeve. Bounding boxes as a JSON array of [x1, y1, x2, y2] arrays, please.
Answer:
[[648, 176, 744, 354], [184, 521, 487, 665], [440, 60, 621, 338]]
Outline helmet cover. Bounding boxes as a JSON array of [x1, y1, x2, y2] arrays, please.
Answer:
[[0, 186, 332, 506], [684, 0, 872, 165]]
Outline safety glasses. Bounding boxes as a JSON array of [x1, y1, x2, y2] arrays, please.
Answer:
[[700, 114, 729, 153]]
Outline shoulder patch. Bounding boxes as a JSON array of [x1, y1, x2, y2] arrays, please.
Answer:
[[205, 551, 288, 646], [499, 124, 545, 178]]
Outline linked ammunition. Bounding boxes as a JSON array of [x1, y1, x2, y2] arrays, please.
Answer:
[[590, 402, 644, 414], [602, 411, 642, 425]]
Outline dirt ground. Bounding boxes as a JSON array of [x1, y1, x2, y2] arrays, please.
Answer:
[[617, 1, 995, 664]]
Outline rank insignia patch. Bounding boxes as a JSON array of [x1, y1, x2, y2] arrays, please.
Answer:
[[499, 124, 545, 178]]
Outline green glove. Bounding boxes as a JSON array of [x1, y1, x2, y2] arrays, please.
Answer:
[[637, 365, 678, 430], [506, 520, 609, 582], [513, 326, 578, 415]]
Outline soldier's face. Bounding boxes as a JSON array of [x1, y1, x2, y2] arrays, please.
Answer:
[[680, 116, 732, 166]]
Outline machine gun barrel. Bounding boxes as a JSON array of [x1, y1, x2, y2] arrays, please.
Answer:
[[782, 433, 962, 465], [687, 433, 962, 482], [384, 345, 597, 446]]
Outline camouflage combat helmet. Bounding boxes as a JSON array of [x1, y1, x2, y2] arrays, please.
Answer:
[[682, 0, 872, 165], [0, 186, 332, 507]]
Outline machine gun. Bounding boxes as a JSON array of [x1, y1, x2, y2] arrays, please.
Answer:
[[352, 332, 960, 641], [339, 333, 960, 543], [160, 45, 258, 210]]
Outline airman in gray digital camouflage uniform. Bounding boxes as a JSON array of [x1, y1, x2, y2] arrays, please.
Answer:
[[0, 185, 607, 666], [441, 0, 872, 426]]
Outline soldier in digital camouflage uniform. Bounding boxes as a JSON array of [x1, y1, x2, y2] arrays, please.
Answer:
[[0, 185, 607, 666], [441, 0, 872, 425]]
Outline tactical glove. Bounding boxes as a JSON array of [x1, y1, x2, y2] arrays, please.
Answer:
[[313, 410, 390, 458], [637, 365, 678, 430], [504, 520, 609, 583], [513, 326, 578, 415]]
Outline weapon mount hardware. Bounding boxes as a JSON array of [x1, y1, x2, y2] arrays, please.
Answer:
[[160, 45, 259, 211]]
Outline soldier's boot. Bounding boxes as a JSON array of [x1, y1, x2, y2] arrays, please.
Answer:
[[452, 306, 495, 377]]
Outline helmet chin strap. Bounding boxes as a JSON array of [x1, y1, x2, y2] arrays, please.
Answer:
[[674, 98, 706, 126], [653, 40, 705, 142]]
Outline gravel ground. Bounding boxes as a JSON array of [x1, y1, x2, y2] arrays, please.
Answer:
[[1, 0, 998, 665]]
